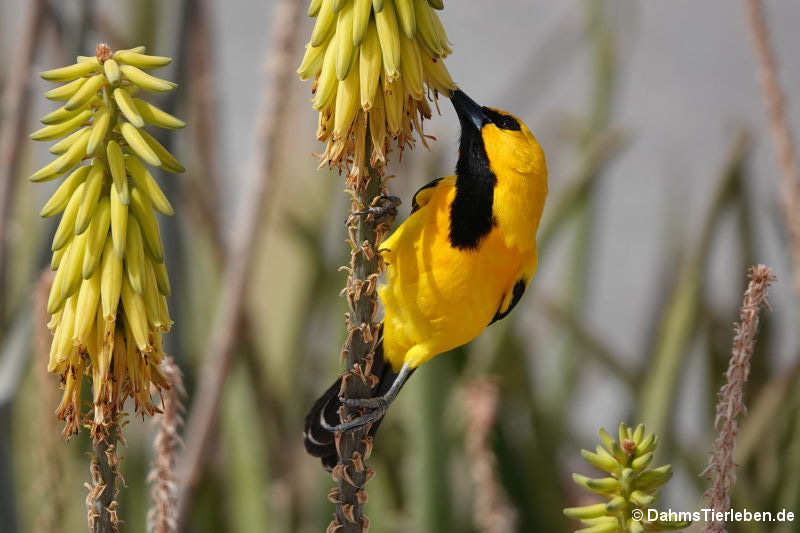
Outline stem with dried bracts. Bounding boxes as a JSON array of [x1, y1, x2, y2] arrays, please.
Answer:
[[87, 418, 123, 533], [148, 356, 185, 533], [702, 265, 775, 533], [330, 162, 390, 532]]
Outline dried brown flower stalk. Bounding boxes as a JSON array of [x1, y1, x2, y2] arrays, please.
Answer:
[[702, 265, 776, 533], [743, 0, 800, 296], [148, 356, 185, 533], [329, 168, 392, 533], [463, 379, 516, 533], [86, 422, 125, 533]]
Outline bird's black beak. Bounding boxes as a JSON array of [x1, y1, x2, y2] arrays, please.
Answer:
[[450, 89, 485, 131]]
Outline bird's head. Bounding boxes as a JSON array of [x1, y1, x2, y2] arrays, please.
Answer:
[[450, 89, 545, 180]]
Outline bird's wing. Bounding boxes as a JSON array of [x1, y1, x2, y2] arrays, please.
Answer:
[[489, 280, 526, 324], [411, 177, 445, 213], [489, 252, 538, 325], [383, 176, 453, 257]]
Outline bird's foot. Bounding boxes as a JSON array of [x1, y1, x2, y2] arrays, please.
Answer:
[[349, 195, 401, 226], [320, 363, 412, 434], [343, 396, 389, 410], [321, 401, 388, 433]]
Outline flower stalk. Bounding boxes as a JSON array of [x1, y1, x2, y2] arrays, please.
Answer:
[[86, 420, 123, 533], [702, 265, 775, 533], [329, 159, 388, 532], [148, 356, 185, 533]]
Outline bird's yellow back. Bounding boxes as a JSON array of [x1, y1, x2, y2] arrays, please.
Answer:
[[379, 101, 547, 372]]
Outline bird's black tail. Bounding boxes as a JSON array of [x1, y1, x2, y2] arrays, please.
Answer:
[[303, 335, 402, 470]]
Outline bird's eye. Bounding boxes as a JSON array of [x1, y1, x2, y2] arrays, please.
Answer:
[[496, 116, 520, 130], [482, 107, 521, 131]]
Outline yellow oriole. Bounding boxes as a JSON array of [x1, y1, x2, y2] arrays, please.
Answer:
[[305, 90, 547, 469]]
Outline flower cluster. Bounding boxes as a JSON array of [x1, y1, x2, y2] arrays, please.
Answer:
[[564, 423, 690, 533], [32, 44, 185, 440], [298, 0, 456, 180]]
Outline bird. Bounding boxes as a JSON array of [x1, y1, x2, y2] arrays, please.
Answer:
[[304, 89, 548, 470]]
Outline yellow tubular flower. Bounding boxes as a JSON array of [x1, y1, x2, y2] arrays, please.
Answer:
[[298, 0, 456, 181], [32, 43, 184, 440]]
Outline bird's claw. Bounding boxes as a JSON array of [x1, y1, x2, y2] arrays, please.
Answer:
[[321, 363, 412, 434], [343, 396, 388, 410], [349, 195, 402, 226], [324, 404, 388, 433]]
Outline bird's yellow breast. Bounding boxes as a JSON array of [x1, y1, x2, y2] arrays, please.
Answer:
[[378, 176, 538, 371]]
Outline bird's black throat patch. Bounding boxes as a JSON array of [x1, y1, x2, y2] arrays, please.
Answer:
[[450, 126, 497, 249]]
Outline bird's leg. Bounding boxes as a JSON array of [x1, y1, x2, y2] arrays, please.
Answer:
[[344, 362, 411, 409], [348, 194, 401, 226], [323, 363, 413, 433]]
